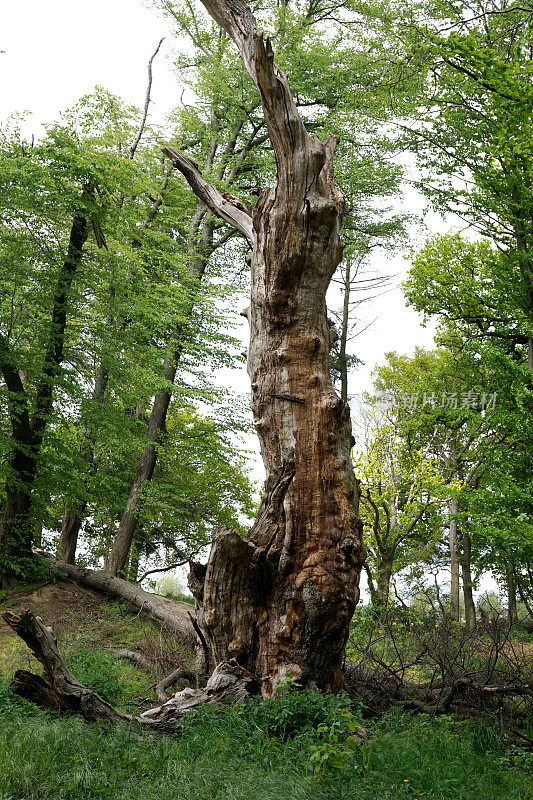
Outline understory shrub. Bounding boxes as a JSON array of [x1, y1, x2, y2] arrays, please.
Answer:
[[238, 681, 363, 740]]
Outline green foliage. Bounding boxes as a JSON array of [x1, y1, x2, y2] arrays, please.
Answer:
[[357, 410, 446, 559], [239, 683, 362, 741], [0, 84, 254, 579], [306, 710, 382, 780]]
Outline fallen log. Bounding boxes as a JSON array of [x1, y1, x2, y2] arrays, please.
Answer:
[[46, 560, 196, 645], [113, 648, 156, 674], [2, 610, 256, 733]]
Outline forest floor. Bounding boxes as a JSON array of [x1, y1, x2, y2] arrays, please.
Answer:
[[0, 577, 532, 800]]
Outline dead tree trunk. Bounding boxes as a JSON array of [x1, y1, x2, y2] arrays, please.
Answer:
[[164, 0, 363, 695]]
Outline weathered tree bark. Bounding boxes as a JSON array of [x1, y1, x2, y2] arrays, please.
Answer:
[[48, 559, 196, 643], [448, 497, 460, 621], [0, 211, 89, 587], [165, 0, 364, 695], [460, 524, 476, 630], [155, 666, 197, 701]]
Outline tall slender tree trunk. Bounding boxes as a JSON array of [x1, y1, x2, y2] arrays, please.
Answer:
[[0, 210, 89, 587], [165, 0, 364, 695], [106, 218, 215, 577], [460, 523, 476, 629], [506, 559, 517, 624], [449, 496, 460, 621]]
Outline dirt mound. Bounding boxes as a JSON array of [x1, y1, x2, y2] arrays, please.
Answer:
[[1, 579, 110, 636]]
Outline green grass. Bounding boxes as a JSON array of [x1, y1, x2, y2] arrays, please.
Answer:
[[0, 684, 531, 800]]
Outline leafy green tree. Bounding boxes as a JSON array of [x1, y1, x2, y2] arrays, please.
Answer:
[[355, 405, 446, 606], [0, 117, 113, 585], [392, 0, 533, 367], [404, 239, 533, 622], [0, 87, 250, 585], [371, 345, 511, 624]]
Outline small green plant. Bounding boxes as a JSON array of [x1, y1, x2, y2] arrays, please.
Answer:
[[498, 744, 533, 775], [0, 589, 8, 607], [307, 708, 380, 779], [240, 683, 363, 740]]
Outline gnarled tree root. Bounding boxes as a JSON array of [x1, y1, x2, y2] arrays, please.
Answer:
[[2, 610, 256, 733]]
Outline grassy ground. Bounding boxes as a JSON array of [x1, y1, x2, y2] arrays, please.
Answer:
[[0, 581, 531, 800], [0, 685, 531, 800]]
